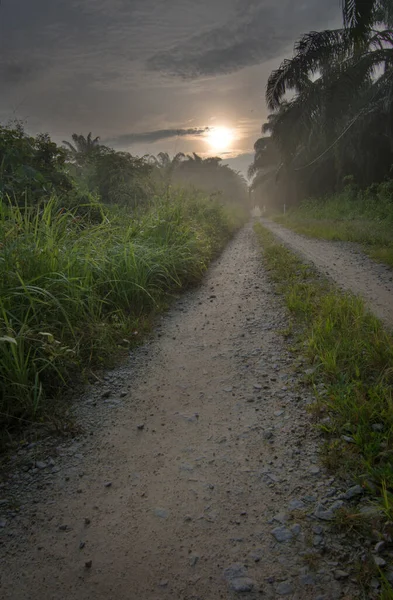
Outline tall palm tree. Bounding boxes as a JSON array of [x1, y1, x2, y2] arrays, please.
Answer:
[[256, 0, 393, 198]]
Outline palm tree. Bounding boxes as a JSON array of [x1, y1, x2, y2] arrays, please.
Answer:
[[62, 133, 102, 166], [256, 0, 393, 199]]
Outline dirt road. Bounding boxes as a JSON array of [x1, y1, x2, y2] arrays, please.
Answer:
[[262, 219, 393, 328], [0, 225, 372, 599]]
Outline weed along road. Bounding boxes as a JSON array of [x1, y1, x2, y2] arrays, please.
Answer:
[[0, 224, 379, 599]]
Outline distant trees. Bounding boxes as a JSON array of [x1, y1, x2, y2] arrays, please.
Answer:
[[173, 153, 248, 205], [250, 0, 393, 206], [62, 133, 102, 166], [0, 122, 247, 211]]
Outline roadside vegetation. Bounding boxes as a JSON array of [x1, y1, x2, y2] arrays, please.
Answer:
[[273, 179, 393, 267], [0, 124, 247, 437], [255, 222, 393, 597], [249, 0, 393, 266]]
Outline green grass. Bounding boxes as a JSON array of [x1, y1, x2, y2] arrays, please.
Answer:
[[0, 191, 245, 433], [255, 222, 393, 596], [272, 182, 393, 267]]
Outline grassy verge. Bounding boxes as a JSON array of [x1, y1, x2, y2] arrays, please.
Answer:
[[0, 191, 245, 435], [272, 184, 393, 267], [254, 222, 393, 597]]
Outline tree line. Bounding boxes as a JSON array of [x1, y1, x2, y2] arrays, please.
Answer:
[[0, 124, 248, 211], [249, 0, 393, 207]]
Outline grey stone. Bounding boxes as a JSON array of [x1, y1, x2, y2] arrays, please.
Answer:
[[309, 465, 320, 475], [231, 578, 255, 593], [289, 499, 305, 511], [343, 485, 363, 500], [375, 541, 386, 553], [315, 499, 344, 521], [276, 581, 293, 595], [154, 508, 168, 519], [223, 564, 255, 591], [373, 556, 386, 567], [334, 570, 349, 580], [314, 505, 334, 521], [271, 526, 293, 542], [189, 554, 199, 567], [291, 524, 301, 536], [299, 573, 316, 585], [0, 519, 6, 527], [35, 461, 47, 470], [273, 512, 288, 524], [313, 535, 323, 546], [313, 525, 323, 534], [223, 564, 246, 580]]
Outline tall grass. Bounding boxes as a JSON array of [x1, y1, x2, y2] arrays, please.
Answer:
[[273, 180, 393, 266], [0, 190, 245, 430]]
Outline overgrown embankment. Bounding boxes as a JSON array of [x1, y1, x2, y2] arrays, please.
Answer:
[[272, 182, 393, 267], [255, 222, 393, 595], [0, 193, 244, 433]]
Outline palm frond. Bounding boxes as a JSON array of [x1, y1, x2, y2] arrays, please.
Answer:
[[342, 0, 375, 35]]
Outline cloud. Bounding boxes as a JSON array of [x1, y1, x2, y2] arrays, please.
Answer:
[[147, 0, 339, 78], [0, 61, 40, 85], [104, 127, 211, 147]]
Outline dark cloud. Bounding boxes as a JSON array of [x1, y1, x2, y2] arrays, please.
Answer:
[[0, 0, 341, 163], [0, 61, 38, 84], [104, 127, 211, 146], [147, 0, 339, 78]]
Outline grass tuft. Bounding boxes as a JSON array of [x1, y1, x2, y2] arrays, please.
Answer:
[[0, 191, 245, 434]]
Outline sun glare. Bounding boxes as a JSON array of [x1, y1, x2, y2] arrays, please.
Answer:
[[206, 127, 234, 151]]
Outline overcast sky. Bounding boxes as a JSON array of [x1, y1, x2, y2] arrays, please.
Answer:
[[0, 0, 341, 174]]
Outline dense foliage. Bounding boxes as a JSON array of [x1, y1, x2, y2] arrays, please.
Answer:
[[250, 0, 393, 207], [0, 125, 247, 433]]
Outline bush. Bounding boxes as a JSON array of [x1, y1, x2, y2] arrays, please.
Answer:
[[0, 191, 245, 430]]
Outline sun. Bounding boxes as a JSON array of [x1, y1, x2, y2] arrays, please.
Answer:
[[206, 127, 234, 151]]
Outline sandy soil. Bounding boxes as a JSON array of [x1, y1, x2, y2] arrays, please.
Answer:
[[262, 219, 393, 328], [0, 224, 378, 599]]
